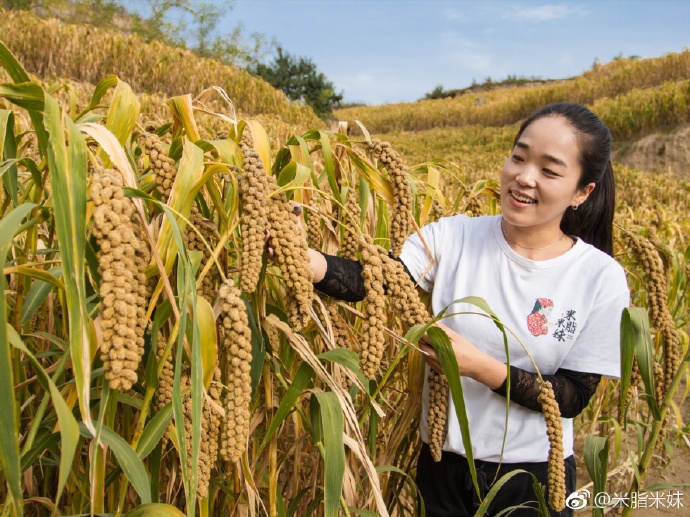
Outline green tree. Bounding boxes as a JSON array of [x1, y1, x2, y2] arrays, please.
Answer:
[[3, 0, 270, 68], [126, 0, 270, 68], [425, 84, 448, 100], [254, 46, 342, 119]]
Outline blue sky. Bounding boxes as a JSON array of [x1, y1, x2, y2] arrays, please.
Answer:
[[228, 0, 689, 105]]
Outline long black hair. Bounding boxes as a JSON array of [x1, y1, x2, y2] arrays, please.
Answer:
[[514, 102, 615, 256]]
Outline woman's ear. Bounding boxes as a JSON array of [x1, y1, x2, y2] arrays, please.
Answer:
[[573, 182, 595, 207]]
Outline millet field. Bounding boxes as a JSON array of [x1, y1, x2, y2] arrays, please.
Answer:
[[0, 9, 688, 517]]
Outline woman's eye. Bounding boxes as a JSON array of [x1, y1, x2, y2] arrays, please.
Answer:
[[512, 154, 524, 162], [543, 169, 558, 177]]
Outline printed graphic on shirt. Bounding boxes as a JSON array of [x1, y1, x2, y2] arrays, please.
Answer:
[[527, 298, 554, 336], [552, 309, 578, 342], [526, 298, 578, 341]]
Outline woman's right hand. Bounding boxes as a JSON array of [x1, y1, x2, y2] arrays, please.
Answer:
[[263, 227, 275, 261], [262, 204, 327, 282], [264, 203, 304, 261]]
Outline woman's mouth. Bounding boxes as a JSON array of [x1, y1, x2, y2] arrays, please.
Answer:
[[509, 190, 537, 204]]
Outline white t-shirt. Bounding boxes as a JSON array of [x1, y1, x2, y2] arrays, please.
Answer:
[[399, 214, 630, 463]]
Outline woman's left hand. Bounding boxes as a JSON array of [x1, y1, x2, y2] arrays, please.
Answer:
[[418, 322, 478, 376], [418, 321, 507, 390]]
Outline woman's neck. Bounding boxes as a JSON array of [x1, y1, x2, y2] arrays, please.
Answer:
[[500, 217, 575, 260]]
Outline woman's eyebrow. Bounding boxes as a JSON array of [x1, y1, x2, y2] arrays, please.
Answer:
[[515, 141, 567, 167]]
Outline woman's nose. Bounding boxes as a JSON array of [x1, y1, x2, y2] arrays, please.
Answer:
[[516, 167, 537, 187]]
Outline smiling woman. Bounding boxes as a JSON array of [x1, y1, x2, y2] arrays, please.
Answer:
[[299, 102, 630, 516], [503, 103, 616, 257]]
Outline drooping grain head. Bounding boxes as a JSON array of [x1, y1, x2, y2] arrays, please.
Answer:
[[91, 166, 150, 391]]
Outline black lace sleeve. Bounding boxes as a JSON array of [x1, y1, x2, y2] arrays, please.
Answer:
[[492, 366, 601, 418], [313, 252, 366, 302], [312, 251, 416, 302]]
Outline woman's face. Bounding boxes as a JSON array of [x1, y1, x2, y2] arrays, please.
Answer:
[[500, 115, 594, 232]]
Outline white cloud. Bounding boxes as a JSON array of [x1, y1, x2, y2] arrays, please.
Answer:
[[508, 3, 589, 23], [439, 34, 492, 73], [335, 72, 373, 93], [557, 52, 574, 67], [443, 8, 467, 22], [333, 70, 403, 104]]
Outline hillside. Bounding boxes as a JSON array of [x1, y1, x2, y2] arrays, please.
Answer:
[[334, 50, 690, 179], [3, 8, 688, 177], [335, 50, 690, 135], [0, 8, 324, 131]]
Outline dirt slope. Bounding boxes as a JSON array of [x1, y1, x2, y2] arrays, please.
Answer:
[[615, 124, 690, 178]]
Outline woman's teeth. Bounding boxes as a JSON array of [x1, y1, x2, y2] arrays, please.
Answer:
[[511, 192, 536, 204]]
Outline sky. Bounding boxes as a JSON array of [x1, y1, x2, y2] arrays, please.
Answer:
[[226, 0, 690, 105]]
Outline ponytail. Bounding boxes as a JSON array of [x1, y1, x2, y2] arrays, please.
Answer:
[[560, 161, 615, 256]]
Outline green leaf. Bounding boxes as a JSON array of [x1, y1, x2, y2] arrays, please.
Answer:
[[317, 348, 359, 371], [584, 435, 609, 517], [277, 161, 312, 189], [136, 403, 174, 460], [317, 348, 367, 390], [155, 137, 204, 275], [0, 110, 18, 206], [43, 92, 94, 433], [374, 465, 426, 516], [0, 202, 35, 514], [0, 42, 48, 156], [344, 147, 393, 205], [79, 423, 152, 504], [0, 42, 31, 82], [245, 296, 265, 398], [473, 470, 544, 517], [0, 82, 45, 111], [311, 392, 345, 517], [619, 306, 636, 424], [20, 432, 60, 472], [100, 78, 140, 167], [426, 325, 480, 500], [168, 94, 201, 142], [318, 131, 339, 204], [20, 267, 63, 326], [286, 487, 311, 517], [1, 157, 42, 194], [260, 362, 314, 453], [641, 481, 690, 492], [89, 75, 119, 110], [7, 324, 79, 508], [208, 138, 242, 166], [621, 307, 659, 420], [194, 296, 218, 390]]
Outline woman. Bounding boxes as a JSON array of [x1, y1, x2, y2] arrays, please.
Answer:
[[281, 103, 630, 515]]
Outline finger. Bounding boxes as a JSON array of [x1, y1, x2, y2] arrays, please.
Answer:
[[433, 321, 457, 338], [419, 343, 432, 355], [418, 341, 436, 358], [423, 355, 443, 374]]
